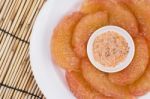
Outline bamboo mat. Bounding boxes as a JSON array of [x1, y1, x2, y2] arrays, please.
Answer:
[[0, 0, 46, 98]]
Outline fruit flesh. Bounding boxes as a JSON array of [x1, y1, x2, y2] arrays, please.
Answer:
[[51, 12, 83, 70], [108, 36, 149, 86], [128, 41, 150, 96], [129, 64, 150, 96], [81, 59, 135, 99], [120, 0, 150, 41], [72, 11, 108, 58], [66, 70, 112, 99], [80, 0, 139, 37]]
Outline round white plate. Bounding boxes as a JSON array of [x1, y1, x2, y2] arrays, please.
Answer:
[[29, 0, 150, 99]]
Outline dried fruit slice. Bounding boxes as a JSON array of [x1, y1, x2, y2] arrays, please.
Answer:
[[108, 36, 149, 86], [120, 0, 150, 41], [81, 59, 135, 99], [51, 12, 83, 70], [72, 11, 108, 58], [66, 70, 112, 99], [80, 0, 139, 37]]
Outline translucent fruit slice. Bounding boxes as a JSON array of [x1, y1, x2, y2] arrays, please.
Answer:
[[66, 70, 112, 99], [51, 12, 83, 70], [72, 11, 108, 58], [80, 0, 139, 37], [81, 59, 135, 99], [120, 0, 150, 41], [129, 41, 150, 96], [129, 64, 150, 96], [108, 36, 149, 86]]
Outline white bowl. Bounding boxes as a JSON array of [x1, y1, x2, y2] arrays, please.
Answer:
[[87, 26, 135, 73]]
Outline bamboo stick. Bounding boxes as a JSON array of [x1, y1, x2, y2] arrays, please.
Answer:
[[3, 45, 29, 98], [0, 21, 13, 56], [0, 0, 13, 25], [0, 39, 19, 81], [3, 88, 14, 99], [11, 61, 31, 98], [17, 0, 40, 39], [0, 86, 7, 98], [15, 73, 34, 97], [0, 0, 18, 40], [0, 0, 5, 12], [10, 50, 30, 96], [2, 42, 27, 84], [9, 0, 30, 34], [0, 0, 21, 28], [0, 0, 12, 21]]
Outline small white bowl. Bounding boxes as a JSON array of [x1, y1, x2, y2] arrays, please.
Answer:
[[87, 26, 135, 73]]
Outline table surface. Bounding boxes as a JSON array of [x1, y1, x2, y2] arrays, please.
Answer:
[[0, 0, 46, 98]]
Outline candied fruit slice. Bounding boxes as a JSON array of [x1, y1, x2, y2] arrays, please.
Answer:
[[81, 59, 135, 99], [51, 12, 83, 70], [109, 36, 149, 86], [72, 11, 108, 58]]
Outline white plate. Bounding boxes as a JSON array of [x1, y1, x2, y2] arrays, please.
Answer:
[[29, 0, 150, 99]]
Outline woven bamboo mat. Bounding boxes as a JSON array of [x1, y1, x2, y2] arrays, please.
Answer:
[[0, 0, 46, 98]]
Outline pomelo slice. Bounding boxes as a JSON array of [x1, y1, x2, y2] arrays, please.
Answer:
[[80, 0, 139, 37], [108, 36, 149, 86], [66, 70, 112, 99], [51, 12, 83, 70], [72, 11, 108, 58], [129, 63, 150, 96], [81, 59, 135, 99], [129, 64, 150, 96], [129, 41, 150, 96], [120, 0, 150, 41]]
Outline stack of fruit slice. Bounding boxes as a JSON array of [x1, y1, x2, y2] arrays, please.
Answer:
[[51, 0, 150, 98]]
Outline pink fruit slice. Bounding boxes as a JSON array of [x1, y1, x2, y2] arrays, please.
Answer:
[[121, 0, 150, 41], [66, 70, 112, 99], [80, 0, 139, 37], [129, 64, 150, 96], [108, 36, 149, 86], [51, 12, 83, 70], [81, 59, 135, 99], [72, 11, 108, 58], [129, 41, 150, 96]]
